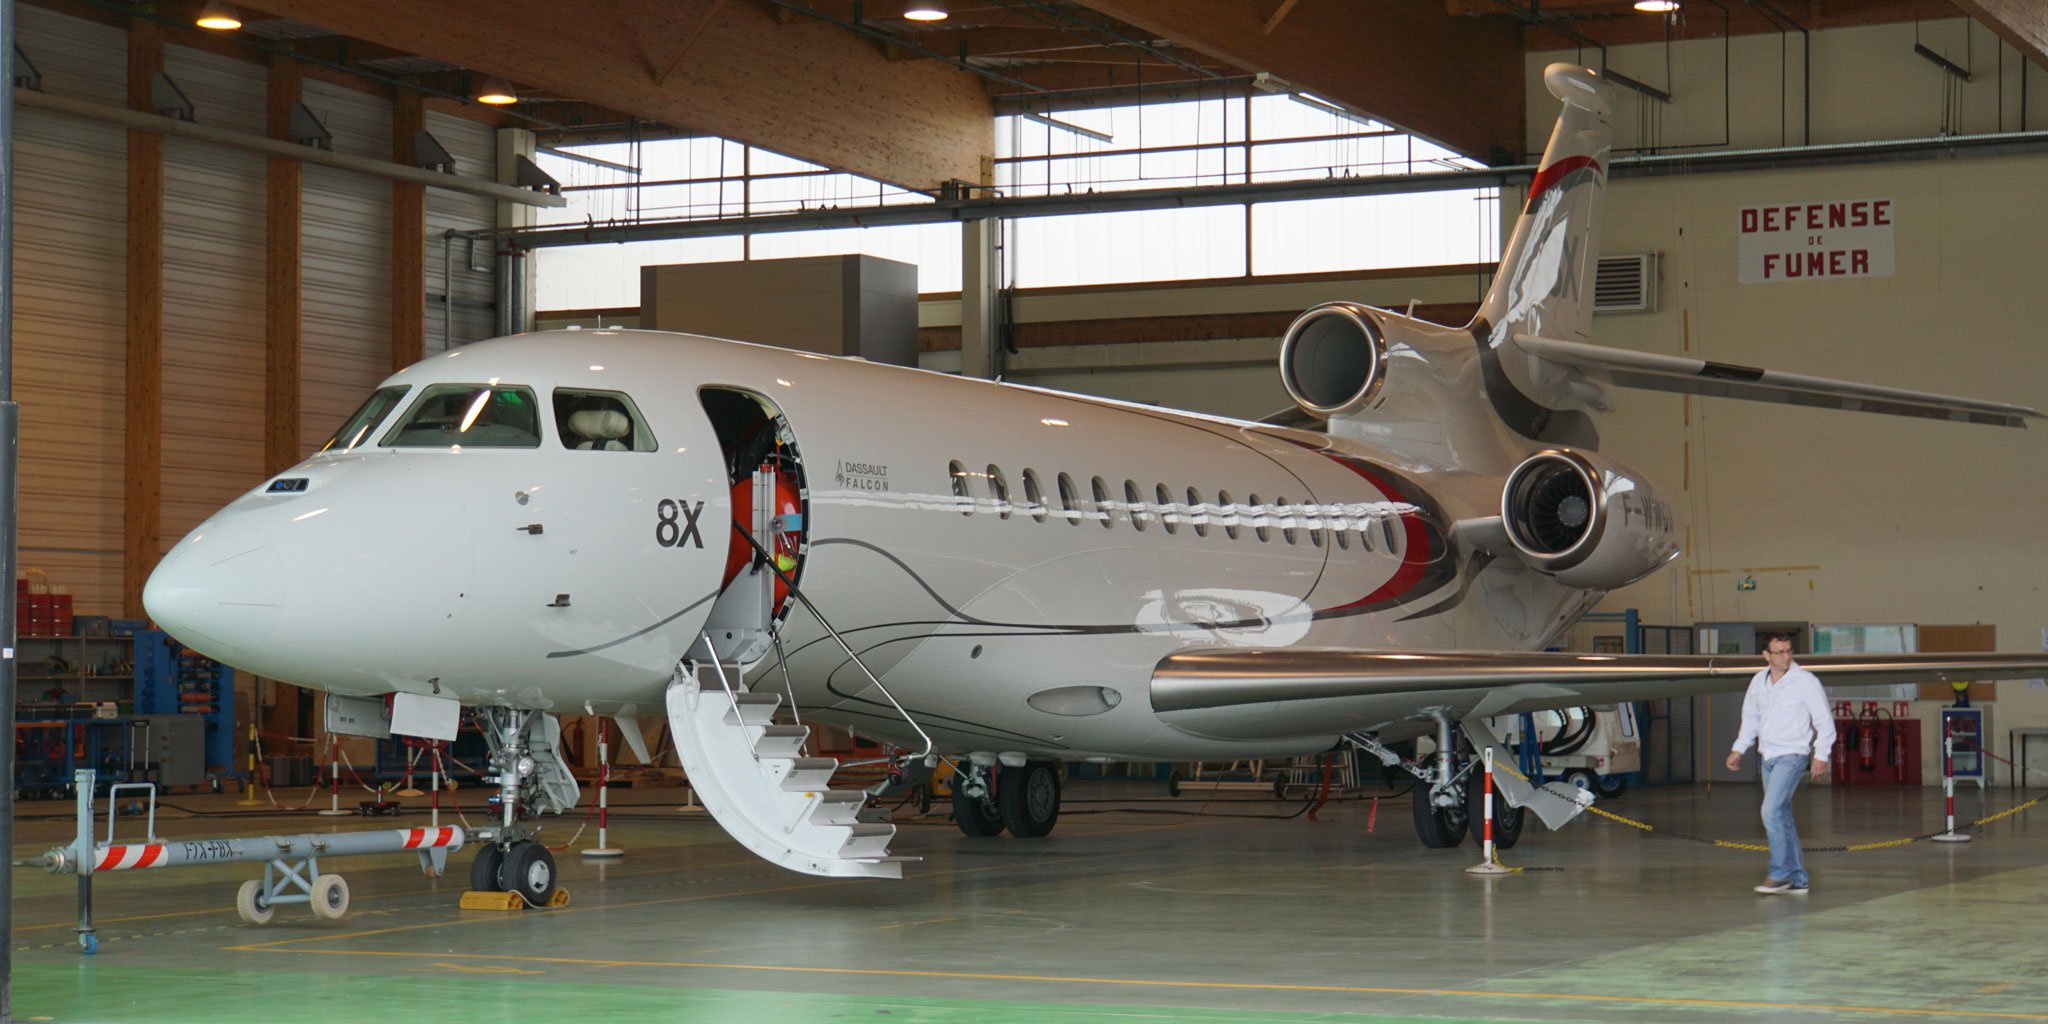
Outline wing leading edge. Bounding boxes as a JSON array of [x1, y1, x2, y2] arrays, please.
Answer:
[[1151, 649, 2048, 731]]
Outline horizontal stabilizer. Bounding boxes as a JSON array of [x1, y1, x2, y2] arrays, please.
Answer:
[[1514, 333, 2039, 428]]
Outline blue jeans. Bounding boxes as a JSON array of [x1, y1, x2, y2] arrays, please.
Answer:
[[1760, 754, 1810, 887]]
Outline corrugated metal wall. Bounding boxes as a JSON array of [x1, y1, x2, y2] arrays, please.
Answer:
[[13, 7, 129, 613], [12, 7, 500, 615], [426, 112, 498, 353]]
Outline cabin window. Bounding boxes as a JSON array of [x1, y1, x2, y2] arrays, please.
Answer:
[[1023, 469, 1047, 523], [1217, 490, 1240, 540], [1186, 487, 1209, 538], [321, 386, 409, 453], [1247, 493, 1269, 543], [1277, 497, 1298, 545], [1304, 501, 1324, 548], [1091, 476, 1115, 529], [988, 465, 1011, 520], [1357, 513, 1376, 552], [1058, 472, 1081, 526], [1124, 480, 1147, 533], [1333, 515, 1350, 550], [1383, 516, 1403, 553], [553, 388, 658, 451], [949, 461, 973, 515], [1156, 483, 1179, 535], [382, 383, 542, 448]]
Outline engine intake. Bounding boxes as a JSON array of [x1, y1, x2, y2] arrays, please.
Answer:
[[1279, 302, 1388, 419], [1501, 449, 1679, 590]]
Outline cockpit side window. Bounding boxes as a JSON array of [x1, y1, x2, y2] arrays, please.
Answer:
[[380, 384, 543, 448], [320, 385, 410, 453], [552, 388, 658, 452]]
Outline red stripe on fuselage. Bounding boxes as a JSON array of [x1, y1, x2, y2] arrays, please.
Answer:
[[1306, 451, 1435, 613], [1525, 155, 1602, 211]]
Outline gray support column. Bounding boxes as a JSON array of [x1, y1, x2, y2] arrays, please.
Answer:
[[958, 217, 1000, 380], [494, 127, 537, 337], [2, 0, 17, 1004]]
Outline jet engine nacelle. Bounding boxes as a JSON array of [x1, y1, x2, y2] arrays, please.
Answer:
[[1278, 302, 1387, 419], [1501, 448, 1680, 590]]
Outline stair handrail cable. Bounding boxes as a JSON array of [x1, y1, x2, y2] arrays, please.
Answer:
[[770, 630, 802, 727], [690, 633, 749, 730], [729, 520, 934, 760]]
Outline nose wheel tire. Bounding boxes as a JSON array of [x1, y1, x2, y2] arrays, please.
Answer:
[[498, 841, 558, 906], [470, 844, 507, 892], [953, 781, 1005, 837], [998, 761, 1062, 838]]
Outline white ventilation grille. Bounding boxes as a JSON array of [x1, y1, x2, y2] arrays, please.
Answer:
[[1594, 253, 1657, 314]]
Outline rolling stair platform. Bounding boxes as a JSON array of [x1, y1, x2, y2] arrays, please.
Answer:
[[666, 662, 915, 878]]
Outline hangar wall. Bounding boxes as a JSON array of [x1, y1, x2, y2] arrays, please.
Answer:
[[12, 5, 500, 615]]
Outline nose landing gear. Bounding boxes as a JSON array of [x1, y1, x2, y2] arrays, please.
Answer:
[[460, 706, 576, 910]]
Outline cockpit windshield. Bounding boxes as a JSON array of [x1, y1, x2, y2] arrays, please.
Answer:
[[320, 386, 411, 453], [381, 383, 543, 448]]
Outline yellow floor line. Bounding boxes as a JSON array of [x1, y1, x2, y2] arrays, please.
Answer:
[[215, 946, 2048, 1021]]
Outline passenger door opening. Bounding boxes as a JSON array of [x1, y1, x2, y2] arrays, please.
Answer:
[[698, 387, 807, 666]]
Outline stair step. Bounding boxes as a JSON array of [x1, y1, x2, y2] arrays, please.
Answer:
[[805, 788, 869, 824], [753, 724, 810, 758], [721, 692, 782, 727], [853, 855, 922, 865], [781, 757, 840, 790], [839, 821, 896, 858]]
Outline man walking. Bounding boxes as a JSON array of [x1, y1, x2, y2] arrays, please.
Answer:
[[1725, 633, 1835, 894]]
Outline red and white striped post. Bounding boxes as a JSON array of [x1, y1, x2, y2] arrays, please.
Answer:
[[581, 717, 625, 859], [1466, 746, 1511, 875], [317, 735, 352, 817], [429, 747, 443, 831], [1933, 733, 1972, 843]]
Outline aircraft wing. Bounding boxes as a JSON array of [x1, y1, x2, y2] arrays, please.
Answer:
[[1151, 649, 2048, 729], [1513, 333, 2041, 428]]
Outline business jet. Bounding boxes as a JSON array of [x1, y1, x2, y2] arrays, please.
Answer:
[[143, 65, 2047, 905]]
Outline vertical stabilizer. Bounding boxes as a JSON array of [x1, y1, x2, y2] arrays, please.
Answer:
[[1471, 65, 1615, 432]]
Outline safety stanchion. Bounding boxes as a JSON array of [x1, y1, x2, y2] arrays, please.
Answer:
[[582, 717, 624, 859], [236, 721, 260, 806], [396, 746, 424, 797], [317, 735, 352, 817], [1466, 746, 1511, 875], [1932, 734, 1972, 843], [429, 748, 443, 830]]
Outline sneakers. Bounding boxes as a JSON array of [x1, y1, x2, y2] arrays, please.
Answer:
[[1753, 879, 1810, 894]]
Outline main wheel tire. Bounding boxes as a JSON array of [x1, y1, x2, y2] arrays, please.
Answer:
[[998, 761, 1062, 838], [498, 841, 558, 906], [1467, 772, 1525, 850], [310, 873, 351, 919], [235, 879, 274, 925], [1412, 780, 1469, 848], [470, 844, 507, 892], [953, 777, 1006, 837]]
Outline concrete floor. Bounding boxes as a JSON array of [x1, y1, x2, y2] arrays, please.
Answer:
[[8, 777, 2048, 1023]]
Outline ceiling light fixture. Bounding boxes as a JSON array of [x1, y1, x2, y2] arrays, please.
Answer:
[[195, 1, 242, 30], [476, 76, 518, 106], [904, 2, 948, 22], [1632, 0, 1680, 11]]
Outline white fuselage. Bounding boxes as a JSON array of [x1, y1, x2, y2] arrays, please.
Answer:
[[144, 328, 1598, 762]]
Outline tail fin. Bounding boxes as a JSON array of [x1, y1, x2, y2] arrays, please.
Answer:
[[1468, 65, 1614, 439], [1475, 64, 1613, 348]]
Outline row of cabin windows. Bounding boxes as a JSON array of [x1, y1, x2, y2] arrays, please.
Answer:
[[946, 461, 1402, 553]]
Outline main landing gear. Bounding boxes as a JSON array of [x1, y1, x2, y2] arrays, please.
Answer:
[[951, 759, 1062, 839], [1353, 715, 1525, 851], [465, 706, 578, 907]]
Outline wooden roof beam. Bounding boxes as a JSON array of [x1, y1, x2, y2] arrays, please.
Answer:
[[1951, 0, 2048, 67], [239, 0, 993, 188], [1074, 0, 1523, 161]]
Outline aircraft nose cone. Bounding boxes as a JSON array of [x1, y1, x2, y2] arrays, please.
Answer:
[[142, 522, 286, 656]]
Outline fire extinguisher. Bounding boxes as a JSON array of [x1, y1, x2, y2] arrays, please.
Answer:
[[1831, 722, 1850, 784], [1857, 707, 1879, 772]]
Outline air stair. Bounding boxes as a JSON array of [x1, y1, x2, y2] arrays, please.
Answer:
[[666, 661, 911, 878]]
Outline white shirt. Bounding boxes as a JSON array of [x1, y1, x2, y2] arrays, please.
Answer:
[[1730, 661, 1837, 761]]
